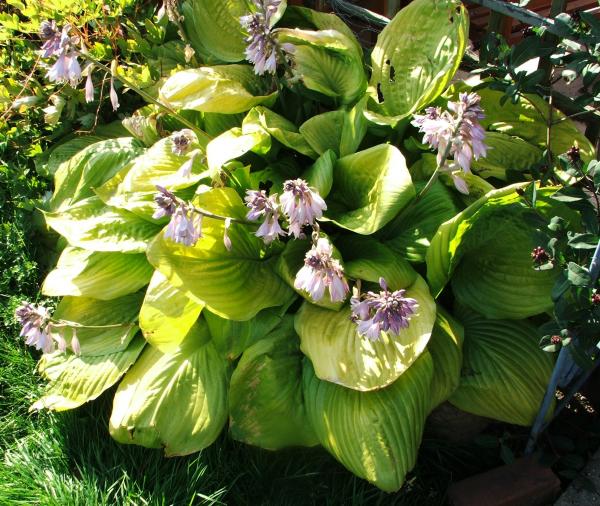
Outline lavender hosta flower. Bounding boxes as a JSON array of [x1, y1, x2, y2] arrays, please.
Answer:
[[46, 51, 81, 85], [245, 189, 286, 244], [43, 24, 82, 85], [153, 185, 178, 220], [350, 277, 419, 341], [280, 179, 326, 239], [40, 20, 61, 57], [15, 302, 54, 353], [240, 0, 282, 75], [171, 129, 196, 156], [294, 238, 349, 302], [412, 92, 487, 177], [165, 206, 203, 247]]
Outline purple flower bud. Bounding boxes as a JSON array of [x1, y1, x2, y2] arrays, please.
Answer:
[[294, 238, 349, 302], [153, 185, 178, 220], [280, 179, 326, 239], [350, 277, 419, 341], [84, 69, 94, 103], [223, 217, 233, 251], [109, 78, 119, 111]]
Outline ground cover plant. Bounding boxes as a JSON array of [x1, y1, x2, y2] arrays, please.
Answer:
[[3, 0, 600, 500]]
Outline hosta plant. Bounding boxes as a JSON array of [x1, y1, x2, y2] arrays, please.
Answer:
[[17, 0, 598, 493]]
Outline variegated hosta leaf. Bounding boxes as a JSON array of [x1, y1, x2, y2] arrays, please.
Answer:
[[51, 137, 144, 211], [146, 188, 294, 320], [325, 144, 415, 235], [44, 135, 113, 176], [276, 28, 367, 105], [96, 136, 208, 220], [229, 317, 319, 449], [160, 65, 277, 114], [367, 0, 468, 125], [299, 97, 368, 157], [384, 179, 459, 263], [427, 306, 464, 411], [335, 236, 418, 290], [471, 131, 543, 181], [32, 335, 145, 411], [449, 309, 554, 426], [109, 321, 229, 456], [242, 106, 317, 158], [42, 247, 153, 300], [139, 270, 204, 353], [426, 185, 576, 319], [51, 294, 143, 355], [295, 276, 436, 391], [303, 352, 434, 492], [44, 196, 161, 253]]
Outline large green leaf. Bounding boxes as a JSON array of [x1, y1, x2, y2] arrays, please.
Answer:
[[383, 180, 460, 263], [181, 0, 247, 62], [303, 352, 434, 492], [367, 0, 468, 125], [426, 185, 573, 319], [50, 137, 144, 211], [472, 131, 543, 181], [427, 306, 464, 411], [205, 300, 293, 360], [299, 98, 368, 157], [325, 144, 415, 234], [42, 247, 153, 300], [139, 270, 204, 353], [229, 317, 319, 449], [160, 65, 277, 114], [44, 196, 161, 253], [449, 309, 554, 426], [110, 321, 229, 456], [295, 275, 436, 391], [477, 88, 595, 161], [51, 294, 142, 356], [32, 335, 145, 411], [242, 106, 317, 158], [335, 236, 418, 290], [43, 135, 112, 176], [276, 28, 367, 105], [302, 149, 336, 198], [146, 188, 294, 320], [206, 127, 270, 177], [96, 136, 207, 220]]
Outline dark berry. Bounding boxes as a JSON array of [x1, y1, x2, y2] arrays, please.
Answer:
[[531, 246, 550, 264], [551, 335, 562, 345], [592, 291, 600, 306], [567, 145, 580, 164]]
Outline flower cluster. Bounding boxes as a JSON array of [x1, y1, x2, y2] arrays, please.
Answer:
[[40, 20, 120, 109], [294, 238, 349, 302], [15, 302, 80, 354], [154, 186, 203, 247], [412, 92, 487, 194], [40, 21, 82, 85], [350, 278, 419, 341], [245, 178, 326, 243], [244, 189, 285, 244], [170, 130, 200, 178], [240, 0, 283, 75]]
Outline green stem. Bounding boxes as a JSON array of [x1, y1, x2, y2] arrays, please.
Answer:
[[82, 54, 211, 148]]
